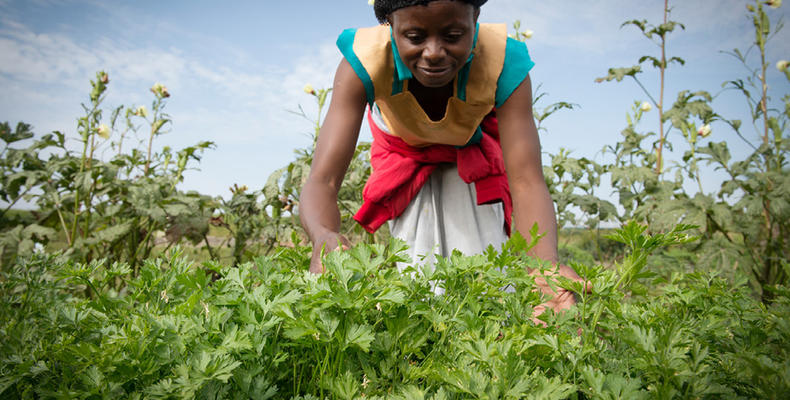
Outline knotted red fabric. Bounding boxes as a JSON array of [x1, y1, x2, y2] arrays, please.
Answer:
[[353, 109, 512, 235]]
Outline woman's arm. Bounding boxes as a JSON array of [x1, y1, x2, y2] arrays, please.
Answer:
[[497, 74, 558, 262], [299, 58, 368, 273], [496, 74, 585, 321]]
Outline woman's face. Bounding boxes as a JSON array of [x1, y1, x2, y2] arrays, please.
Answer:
[[390, 1, 479, 88]]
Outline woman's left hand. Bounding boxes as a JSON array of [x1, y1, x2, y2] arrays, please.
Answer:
[[530, 264, 590, 326]]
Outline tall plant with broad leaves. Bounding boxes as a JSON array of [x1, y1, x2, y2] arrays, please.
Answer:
[[693, 0, 790, 299], [0, 72, 215, 272], [593, 0, 789, 298]]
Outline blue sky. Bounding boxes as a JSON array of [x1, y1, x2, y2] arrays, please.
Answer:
[[1, 0, 788, 200]]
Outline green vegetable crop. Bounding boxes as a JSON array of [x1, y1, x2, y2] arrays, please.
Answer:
[[1, 223, 788, 399]]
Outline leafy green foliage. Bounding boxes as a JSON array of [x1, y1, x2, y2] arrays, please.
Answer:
[[1, 225, 788, 398], [0, 73, 216, 271], [542, 0, 789, 300]]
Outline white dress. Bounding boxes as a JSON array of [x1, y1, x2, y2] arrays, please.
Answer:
[[371, 106, 509, 272]]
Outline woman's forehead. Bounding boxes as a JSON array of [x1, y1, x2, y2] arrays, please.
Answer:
[[376, 0, 484, 24], [390, 1, 476, 26]]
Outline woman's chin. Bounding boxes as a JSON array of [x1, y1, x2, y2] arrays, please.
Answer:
[[413, 73, 454, 88]]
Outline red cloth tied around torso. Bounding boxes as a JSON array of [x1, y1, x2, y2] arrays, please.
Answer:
[[353, 109, 512, 235]]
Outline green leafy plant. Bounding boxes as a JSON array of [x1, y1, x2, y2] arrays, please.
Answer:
[[1, 223, 788, 398], [0, 73, 216, 272]]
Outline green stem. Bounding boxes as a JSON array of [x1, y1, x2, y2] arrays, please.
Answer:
[[202, 233, 218, 261], [758, 8, 770, 146], [145, 98, 161, 176], [656, 0, 668, 175], [83, 131, 100, 240], [0, 186, 33, 220], [55, 201, 72, 246], [71, 130, 90, 245], [588, 259, 634, 344], [130, 217, 154, 270], [631, 76, 659, 108]]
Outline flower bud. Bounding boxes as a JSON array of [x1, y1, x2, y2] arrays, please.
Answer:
[[523, 29, 533, 39], [150, 82, 170, 98], [697, 124, 712, 138], [640, 101, 652, 112], [777, 60, 790, 71], [97, 123, 110, 139], [229, 183, 249, 194], [747, 4, 755, 11], [100, 72, 109, 84], [765, 0, 781, 9], [303, 83, 315, 95], [134, 105, 149, 118]]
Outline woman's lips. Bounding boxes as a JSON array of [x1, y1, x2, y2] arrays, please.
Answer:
[[418, 66, 452, 77]]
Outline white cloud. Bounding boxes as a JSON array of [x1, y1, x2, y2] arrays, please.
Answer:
[[0, 12, 345, 196], [480, 0, 771, 62], [1, 0, 785, 199], [481, 1, 649, 53]]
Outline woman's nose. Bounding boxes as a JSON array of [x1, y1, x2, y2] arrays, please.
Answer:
[[422, 39, 446, 63]]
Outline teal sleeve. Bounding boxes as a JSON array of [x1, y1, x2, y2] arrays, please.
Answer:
[[494, 37, 535, 108], [336, 28, 376, 105]]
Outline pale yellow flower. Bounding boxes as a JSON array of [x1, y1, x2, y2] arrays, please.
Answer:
[[523, 29, 533, 39], [368, 0, 375, 5], [134, 105, 149, 118], [777, 60, 790, 71], [362, 374, 370, 388], [303, 83, 315, 95], [97, 123, 110, 139], [640, 102, 652, 112], [150, 82, 170, 98], [698, 124, 712, 138], [766, 0, 782, 9]]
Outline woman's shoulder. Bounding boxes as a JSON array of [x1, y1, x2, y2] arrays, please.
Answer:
[[463, 23, 534, 107], [336, 25, 394, 106], [337, 25, 390, 55]]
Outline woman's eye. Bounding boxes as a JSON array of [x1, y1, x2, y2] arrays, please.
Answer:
[[444, 31, 465, 42], [406, 34, 424, 43]]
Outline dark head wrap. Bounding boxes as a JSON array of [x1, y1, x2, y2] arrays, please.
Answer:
[[374, 0, 488, 24]]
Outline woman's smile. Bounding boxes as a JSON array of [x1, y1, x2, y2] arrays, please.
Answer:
[[390, 0, 479, 88]]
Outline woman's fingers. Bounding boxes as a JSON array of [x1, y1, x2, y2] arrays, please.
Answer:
[[531, 288, 578, 325], [309, 233, 352, 274], [530, 266, 586, 326], [558, 264, 592, 293]]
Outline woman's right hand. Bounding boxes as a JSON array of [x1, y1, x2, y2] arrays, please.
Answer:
[[299, 59, 366, 274], [309, 231, 351, 274]]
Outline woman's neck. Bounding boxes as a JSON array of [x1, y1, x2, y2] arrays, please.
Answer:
[[408, 79, 454, 122]]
